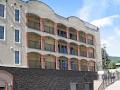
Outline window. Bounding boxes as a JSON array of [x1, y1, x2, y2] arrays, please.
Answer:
[[0, 26, 5, 40], [15, 9, 20, 22], [0, 4, 5, 17], [15, 51, 21, 64], [15, 29, 20, 43]]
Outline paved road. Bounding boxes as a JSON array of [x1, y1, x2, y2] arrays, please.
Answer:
[[105, 80, 120, 90]]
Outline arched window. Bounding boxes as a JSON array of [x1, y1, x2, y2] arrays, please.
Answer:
[[80, 45, 87, 57], [44, 37, 55, 52], [59, 57, 68, 70], [27, 32, 41, 49], [27, 52, 41, 68], [79, 31, 86, 43], [26, 13, 40, 30], [80, 60, 88, 71], [89, 61, 95, 71], [44, 19, 54, 34], [70, 58, 78, 71], [45, 55, 56, 69]]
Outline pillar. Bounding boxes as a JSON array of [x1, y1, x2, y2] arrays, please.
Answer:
[[41, 55, 45, 69], [77, 30, 79, 41], [56, 57, 59, 70], [55, 40, 58, 52], [78, 60, 81, 71], [78, 46, 80, 56], [67, 43, 70, 54], [68, 58, 71, 70], [40, 18, 44, 32], [66, 27, 69, 38], [41, 36, 44, 50], [54, 23, 58, 35]]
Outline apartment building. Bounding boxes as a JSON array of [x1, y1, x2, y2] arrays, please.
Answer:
[[0, 0, 102, 90]]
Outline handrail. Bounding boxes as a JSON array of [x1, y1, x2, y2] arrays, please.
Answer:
[[98, 71, 120, 90]]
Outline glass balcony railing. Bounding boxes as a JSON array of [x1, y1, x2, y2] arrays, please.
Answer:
[[87, 39, 94, 45], [80, 37, 86, 43], [28, 40, 41, 49], [44, 43, 55, 52], [80, 52, 87, 57]]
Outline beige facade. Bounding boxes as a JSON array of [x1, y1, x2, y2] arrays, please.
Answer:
[[0, 0, 102, 71]]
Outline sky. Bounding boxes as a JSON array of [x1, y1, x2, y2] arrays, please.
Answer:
[[24, 0, 120, 56]]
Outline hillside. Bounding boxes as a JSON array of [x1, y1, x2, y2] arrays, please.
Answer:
[[110, 56, 120, 63]]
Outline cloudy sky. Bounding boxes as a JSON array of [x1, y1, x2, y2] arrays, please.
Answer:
[[24, 0, 120, 56]]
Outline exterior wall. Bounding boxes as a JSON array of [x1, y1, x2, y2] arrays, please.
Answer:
[[0, 0, 27, 67], [0, 0, 102, 71], [0, 66, 98, 90]]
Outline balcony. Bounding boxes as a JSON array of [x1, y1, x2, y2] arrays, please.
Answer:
[[44, 43, 55, 52], [87, 39, 94, 45], [88, 53, 94, 58], [69, 33, 77, 40], [80, 37, 86, 43], [80, 52, 87, 57], [27, 52, 41, 68], [28, 40, 41, 49], [44, 26, 54, 34], [29, 60, 41, 68], [58, 29, 67, 38], [70, 49, 78, 56]]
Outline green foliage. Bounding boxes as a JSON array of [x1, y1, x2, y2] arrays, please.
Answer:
[[108, 62, 116, 69]]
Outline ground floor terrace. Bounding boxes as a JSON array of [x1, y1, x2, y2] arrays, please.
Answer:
[[0, 66, 98, 90]]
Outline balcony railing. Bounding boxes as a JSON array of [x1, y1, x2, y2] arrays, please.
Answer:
[[80, 52, 87, 57], [58, 30, 67, 38], [45, 61, 56, 69], [28, 40, 41, 49], [87, 39, 94, 45], [69, 34, 77, 40], [88, 53, 94, 58], [70, 50, 78, 56], [44, 26, 54, 34], [44, 43, 55, 52], [81, 66, 88, 71], [58, 48, 68, 54], [28, 60, 41, 68], [80, 37, 86, 43]]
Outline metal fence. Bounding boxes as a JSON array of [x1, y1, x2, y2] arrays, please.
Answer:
[[98, 71, 120, 90]]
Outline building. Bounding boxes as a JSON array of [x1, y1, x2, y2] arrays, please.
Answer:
[[0, 0, 102, 90]]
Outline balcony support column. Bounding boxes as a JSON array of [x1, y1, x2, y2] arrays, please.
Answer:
[[77, 31, 79, 41], [41, 36, 44, 50], [41, 55, 45, 69], [67, 43, 70, 54], [54, 23, 57, 35], [56, 57, 59, 70], [78, 60, 81, 71], [78, 46, 80, 56], [55, 40, 58, 52], [40, 18, 44, 32], [66, 27, 69, 39], [68, 58, 71, 70]]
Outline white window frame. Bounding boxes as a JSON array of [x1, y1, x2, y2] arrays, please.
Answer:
[[14, 50, 21, 65], [0, 24, 5, 41], [14, 29, 21, 43], [0, 3, 6, 19], [14, 8, 21, 23]]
